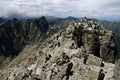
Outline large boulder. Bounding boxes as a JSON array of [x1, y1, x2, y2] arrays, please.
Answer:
[[86, 54, 102, 66]]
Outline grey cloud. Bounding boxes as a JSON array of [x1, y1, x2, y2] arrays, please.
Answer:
[[0, 0, 120, 19]]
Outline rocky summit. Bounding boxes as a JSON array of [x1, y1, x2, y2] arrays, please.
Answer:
[[0, 17, 118, 80]]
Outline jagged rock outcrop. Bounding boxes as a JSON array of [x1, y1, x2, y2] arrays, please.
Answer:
[[0, 17, 118, 80], [65, 18, 117, 63], [100, 31, 118, 63], [0, 16, 49, 68], [37, 16, 49, 33]]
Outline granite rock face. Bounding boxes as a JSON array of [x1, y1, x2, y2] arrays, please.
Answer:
[[69, 18, 117, 63], [0, 17, 118, 80], [0, 16, 49, 56], [100, 31, 118, 63], [0, 16, 49, 68]]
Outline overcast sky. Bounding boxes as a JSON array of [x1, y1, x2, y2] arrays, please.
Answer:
[[0, 0, 120, 19]]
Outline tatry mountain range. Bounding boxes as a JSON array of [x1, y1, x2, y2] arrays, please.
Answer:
[[0, 16, 120, 80]]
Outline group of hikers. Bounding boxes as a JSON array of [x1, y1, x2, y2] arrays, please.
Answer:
[[73, 17, 99, 31]]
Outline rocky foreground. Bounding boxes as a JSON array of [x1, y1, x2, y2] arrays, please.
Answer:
[[0, 17, 118, 80]]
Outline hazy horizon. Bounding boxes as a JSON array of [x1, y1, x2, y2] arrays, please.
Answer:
[[0, 0, 120, 20]]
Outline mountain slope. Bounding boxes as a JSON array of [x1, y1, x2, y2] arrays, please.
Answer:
[[0, 16, 49, 68], [0, 17, 118, 80], [98, 20, 120, 54]]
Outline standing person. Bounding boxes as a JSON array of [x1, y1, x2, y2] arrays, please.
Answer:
[[45, 54, 52, 63], [101, 60, 105, 67], [97, 69, 105, 80], [83, 54, 89, 64]]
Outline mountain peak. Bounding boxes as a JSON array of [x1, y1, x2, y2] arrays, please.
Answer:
[[0, 16, 49, 61], [45, 17, 117, 63], [37, 16, 49, 33]]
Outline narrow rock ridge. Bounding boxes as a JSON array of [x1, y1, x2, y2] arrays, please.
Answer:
[[0, 17, 118, 80]]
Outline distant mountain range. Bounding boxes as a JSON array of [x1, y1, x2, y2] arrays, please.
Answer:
[[0, 17, 6, 24]]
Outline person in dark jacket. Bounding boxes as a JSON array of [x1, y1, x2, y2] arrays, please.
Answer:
[[101, 61, 105, 67], [97, 69, 105, 80], [83, 54, 89, 64], [45, 54, 52, 63]]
